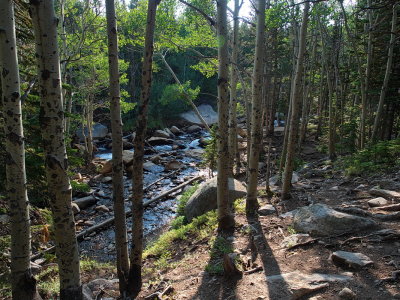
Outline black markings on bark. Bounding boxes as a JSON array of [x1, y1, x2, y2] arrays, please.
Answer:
[[2, 67, 9, 78], [41, 69, 51, 80]]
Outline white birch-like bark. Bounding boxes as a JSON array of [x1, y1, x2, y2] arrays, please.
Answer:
[[281, 2, 310, 200], [246, 0, 266, 214], [30, 0, 82, 298], [0, 2, 41, 299], [105, 0, 130, 296], [129, 0, 159, 297], [216, 0, 234, 229], [228, 0, 240, 176]]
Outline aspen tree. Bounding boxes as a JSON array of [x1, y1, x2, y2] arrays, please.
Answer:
[[0, 2, 41, 299], [105, 0, 130, 296], [281, 2, 310, 200], [30, 0, 82, 298], [129, 0, 160, 297], [216, 0, 235, 229], [246, 0, 266, 214]]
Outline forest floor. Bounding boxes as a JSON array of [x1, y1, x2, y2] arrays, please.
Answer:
[[133, 134, 400, 300], [1, 129, 400, 300]]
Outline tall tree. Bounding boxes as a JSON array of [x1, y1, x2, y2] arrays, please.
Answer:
[[281, 2, 310, 200], [246, 0, 266, 215], [371, 3, 398, 143], [105, 0, 130, 296], [216, 0, 235, 230], [0, 2, 41, 299], [29, 0, 82, 298], [228, 0, 240, 175], [129, 0, 160, 297]]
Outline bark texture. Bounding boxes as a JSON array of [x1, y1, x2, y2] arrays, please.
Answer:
[[0, 2, 41, 299], [281, 2, 310, 200], [30, 0, 82, 298], [246, 0, 266, 214], [216, 0, 235, 230], [371, 3, 398, 143], [228, 0, 240, 175], [129, 0, 159, 297], [105, 0, 130, 295]]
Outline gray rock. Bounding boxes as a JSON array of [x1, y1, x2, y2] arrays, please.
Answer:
[[76, 123, 108, 140], [184, 177, 246, 221], [147, 137, 174, 146], [82, 284, 94, 300], [331, 251, 373, 269], [185, 149, 204, 159], [367, 197, 389, 207], [281, 234, 313, 249], [270, 172, 299, 186], [153, 129, 170, 139], [95, 205, 110, 213], [30, 262, 42, 275], [101, 176, 112, 183], [258, 204, 276, 216], [0, 214, 10, 224], [266, 271, 352, 300], [338, 287, 356, 299], [293, 204, 376, 236], [122, 150, 134, 165], [170, 125, 183, 135], [180, 104, 218, 126], [186, 125, 202, 133], [165, 160, 184, 171]]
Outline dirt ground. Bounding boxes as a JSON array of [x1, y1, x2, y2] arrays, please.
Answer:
[[137, 136, 400, 300]]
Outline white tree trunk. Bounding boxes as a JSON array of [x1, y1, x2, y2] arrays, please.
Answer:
[[246, 0, 266, 214], [30, 0, 82, 298], [105, 0, 130, 295], [281, 2, 310, 200], [216, 0, 235, 230], [0, 2, 41, 299], [129, 0, 159, 297]]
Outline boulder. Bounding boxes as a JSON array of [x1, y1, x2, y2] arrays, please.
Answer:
[[73, 195, 97, 209], [185, 149, 204, 159], [258, 204, 276, 216], [76, 123, 108, 140], [122, 150, 134, 165], [280, 234, 313, 249], [99, 160, 112, 174], [147, 137, 174, 146], [170, 125, 183, 135], [338, 287, 356, 300], [293, 204, 376, 237], [269, 172, 299, 186], [180, 104, 217, 126], [186, 125, 202, 133], [331, 251, 373, 269], [143, 161, 164, 173], [367, 197, 388, 207], [153, 129, 171, 139], [266, 271, 352, 300], [184, 177, 246, 221], [165, 160, 184, 171]]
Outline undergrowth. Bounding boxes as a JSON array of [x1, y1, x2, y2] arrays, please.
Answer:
[[338, 138, 400, 176]]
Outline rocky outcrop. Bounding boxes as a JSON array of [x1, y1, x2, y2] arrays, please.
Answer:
[[184, 177, 246, 221], [76, 123, 108, 140], [180, 104, 218, 126], [293, 204, 376, 236]]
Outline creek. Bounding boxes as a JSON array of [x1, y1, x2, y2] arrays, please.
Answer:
[[77, 130, 210, 262]]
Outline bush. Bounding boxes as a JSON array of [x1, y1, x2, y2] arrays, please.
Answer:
[[339, 138, 400, 176]]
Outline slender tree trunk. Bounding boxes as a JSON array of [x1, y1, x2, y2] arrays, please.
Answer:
[[128, 0, 159, 297], [216, 0, 234, 230], [281, 2, 310, 200], [0, 2, 41, 299], [228, 0, 240, 176], [159, 54, 211, 132], [371, 3, 398, 143], [85, 93, 93, 161], [105, 0, 130, 296], [30, 0, 82, 299], [361, 0, 373, 148], [246, 0, 266, 214]]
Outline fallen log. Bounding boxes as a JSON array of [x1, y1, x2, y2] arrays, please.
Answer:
[[73, 195, 97, 209], [369, 188, 400, 201], [31, 175, 203, 260], [372, 203, 400, 212]]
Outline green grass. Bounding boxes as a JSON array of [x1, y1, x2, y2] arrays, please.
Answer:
[[176, 183, 199, 217]]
